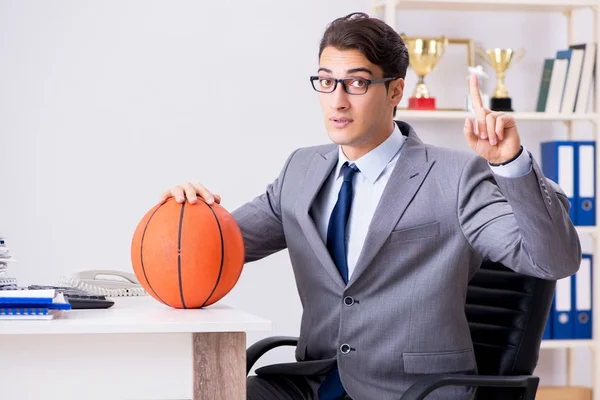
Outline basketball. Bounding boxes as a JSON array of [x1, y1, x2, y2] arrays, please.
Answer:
[[130, 197, 245, 309]]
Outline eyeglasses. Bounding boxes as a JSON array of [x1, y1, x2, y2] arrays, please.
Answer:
[[310, 76, 398, 95]]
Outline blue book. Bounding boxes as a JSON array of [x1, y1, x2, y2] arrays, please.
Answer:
[[0, 289, 71, 310], [575, 142, 596, 226], [0, 302, 71, 310], [573, 254, 593, 339], [0, 306, 67, 315], [556, 49, 573, 111], [553, 275, 574, 339], [541, 141, 577, 222], [542, 313, 552, 340], [0, 307, 66, 320]]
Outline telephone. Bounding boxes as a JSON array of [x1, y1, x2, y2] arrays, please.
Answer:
[[56, 270, 147, 297]]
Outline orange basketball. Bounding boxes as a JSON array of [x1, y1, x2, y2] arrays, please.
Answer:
[[130, 197, 245, 309]]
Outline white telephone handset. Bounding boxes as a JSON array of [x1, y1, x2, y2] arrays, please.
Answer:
[[57, 270, 147, 297]]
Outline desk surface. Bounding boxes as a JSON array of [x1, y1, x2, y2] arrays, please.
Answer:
[[0, 296, 271, 335]]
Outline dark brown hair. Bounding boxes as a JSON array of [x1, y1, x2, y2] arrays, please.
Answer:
[[319, 12, 409, 82]]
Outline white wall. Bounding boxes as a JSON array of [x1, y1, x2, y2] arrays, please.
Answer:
[[0, 0, 594, 391]]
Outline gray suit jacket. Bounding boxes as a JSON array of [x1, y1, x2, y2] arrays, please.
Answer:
[[232, 121, 581, 400]]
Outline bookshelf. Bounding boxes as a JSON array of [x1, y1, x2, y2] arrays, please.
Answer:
[[373, 0, 600, 397]]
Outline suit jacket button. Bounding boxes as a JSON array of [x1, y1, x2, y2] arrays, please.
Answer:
[[344, 296, 355, 306], [340, 344, 351, 354]]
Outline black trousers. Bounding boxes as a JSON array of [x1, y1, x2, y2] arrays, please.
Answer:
[[247, 374, 352, 400]]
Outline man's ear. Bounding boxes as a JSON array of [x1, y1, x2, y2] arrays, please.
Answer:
[[389, 78, 404, 107]]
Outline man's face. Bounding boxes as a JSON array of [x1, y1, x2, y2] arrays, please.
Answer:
[[315, 46, 403, 151]]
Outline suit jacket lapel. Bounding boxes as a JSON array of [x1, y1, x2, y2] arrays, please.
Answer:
[[294, 147, 346, 289], [348, 127, 436, 287]]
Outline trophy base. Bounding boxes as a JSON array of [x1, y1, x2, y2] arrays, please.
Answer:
[[490, 97, 513, 112], [408, 97, 436, 110]]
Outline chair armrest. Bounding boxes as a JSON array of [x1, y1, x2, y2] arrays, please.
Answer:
[[400, 374, 539, 400], [246, 336, 299, 374]]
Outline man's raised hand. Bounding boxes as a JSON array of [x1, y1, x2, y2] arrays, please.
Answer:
[[463, 73, 521, 165]]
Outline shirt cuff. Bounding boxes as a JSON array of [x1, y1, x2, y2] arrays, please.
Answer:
[[489, 146, 532, 178]]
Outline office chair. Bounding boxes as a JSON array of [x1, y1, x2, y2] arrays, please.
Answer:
[[246, 260, 556, 400]]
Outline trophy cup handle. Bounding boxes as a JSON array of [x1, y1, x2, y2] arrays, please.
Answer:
[[438, 36, 449, 58], [475, 43, 490, 66], [513, 48, 526, 65]]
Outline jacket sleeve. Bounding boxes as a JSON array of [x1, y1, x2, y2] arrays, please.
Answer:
[[457, 153, 581, 280], [230, 149, 298, 263]]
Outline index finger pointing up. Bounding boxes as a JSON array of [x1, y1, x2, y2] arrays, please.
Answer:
[[469, 73, 487, 136], [469, 73, 484, 111]]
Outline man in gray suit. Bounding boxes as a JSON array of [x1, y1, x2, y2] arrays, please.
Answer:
[[162, 12, 581, 400]]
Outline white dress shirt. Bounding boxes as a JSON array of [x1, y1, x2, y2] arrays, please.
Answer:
[[310, 123, 532, 282]]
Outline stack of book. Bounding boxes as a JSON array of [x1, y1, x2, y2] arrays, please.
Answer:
[[0, 233, 17, 289], [0, 289, 71, 320], [536, 42, 597, 114]]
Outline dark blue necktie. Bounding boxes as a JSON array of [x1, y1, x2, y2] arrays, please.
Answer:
[[319, 162, 359, 400], [326, 161, 359, 284]]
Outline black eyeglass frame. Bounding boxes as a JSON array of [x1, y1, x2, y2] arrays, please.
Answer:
[[309, 75, 399, 95]]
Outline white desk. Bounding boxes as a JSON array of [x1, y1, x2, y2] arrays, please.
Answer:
[[0, 296, 271, 400]]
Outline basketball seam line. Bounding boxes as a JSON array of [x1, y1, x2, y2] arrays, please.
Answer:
[[178, 201, 187, 309], [200, 201, 225, 308], [140, 202, 168, 305]]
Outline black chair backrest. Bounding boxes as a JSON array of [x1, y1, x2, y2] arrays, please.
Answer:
[[466, 260, 556, 399]]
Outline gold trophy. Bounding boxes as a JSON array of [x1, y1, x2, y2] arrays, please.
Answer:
[[477, 46, 525, 111], [400, 34, 448, 110]]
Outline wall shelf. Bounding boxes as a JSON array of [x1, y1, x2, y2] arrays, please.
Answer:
[[373, 0, 598, 13], [394, 110, 599, 122], [577, 226, 598, 236], [541, 340, 596, 349]]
